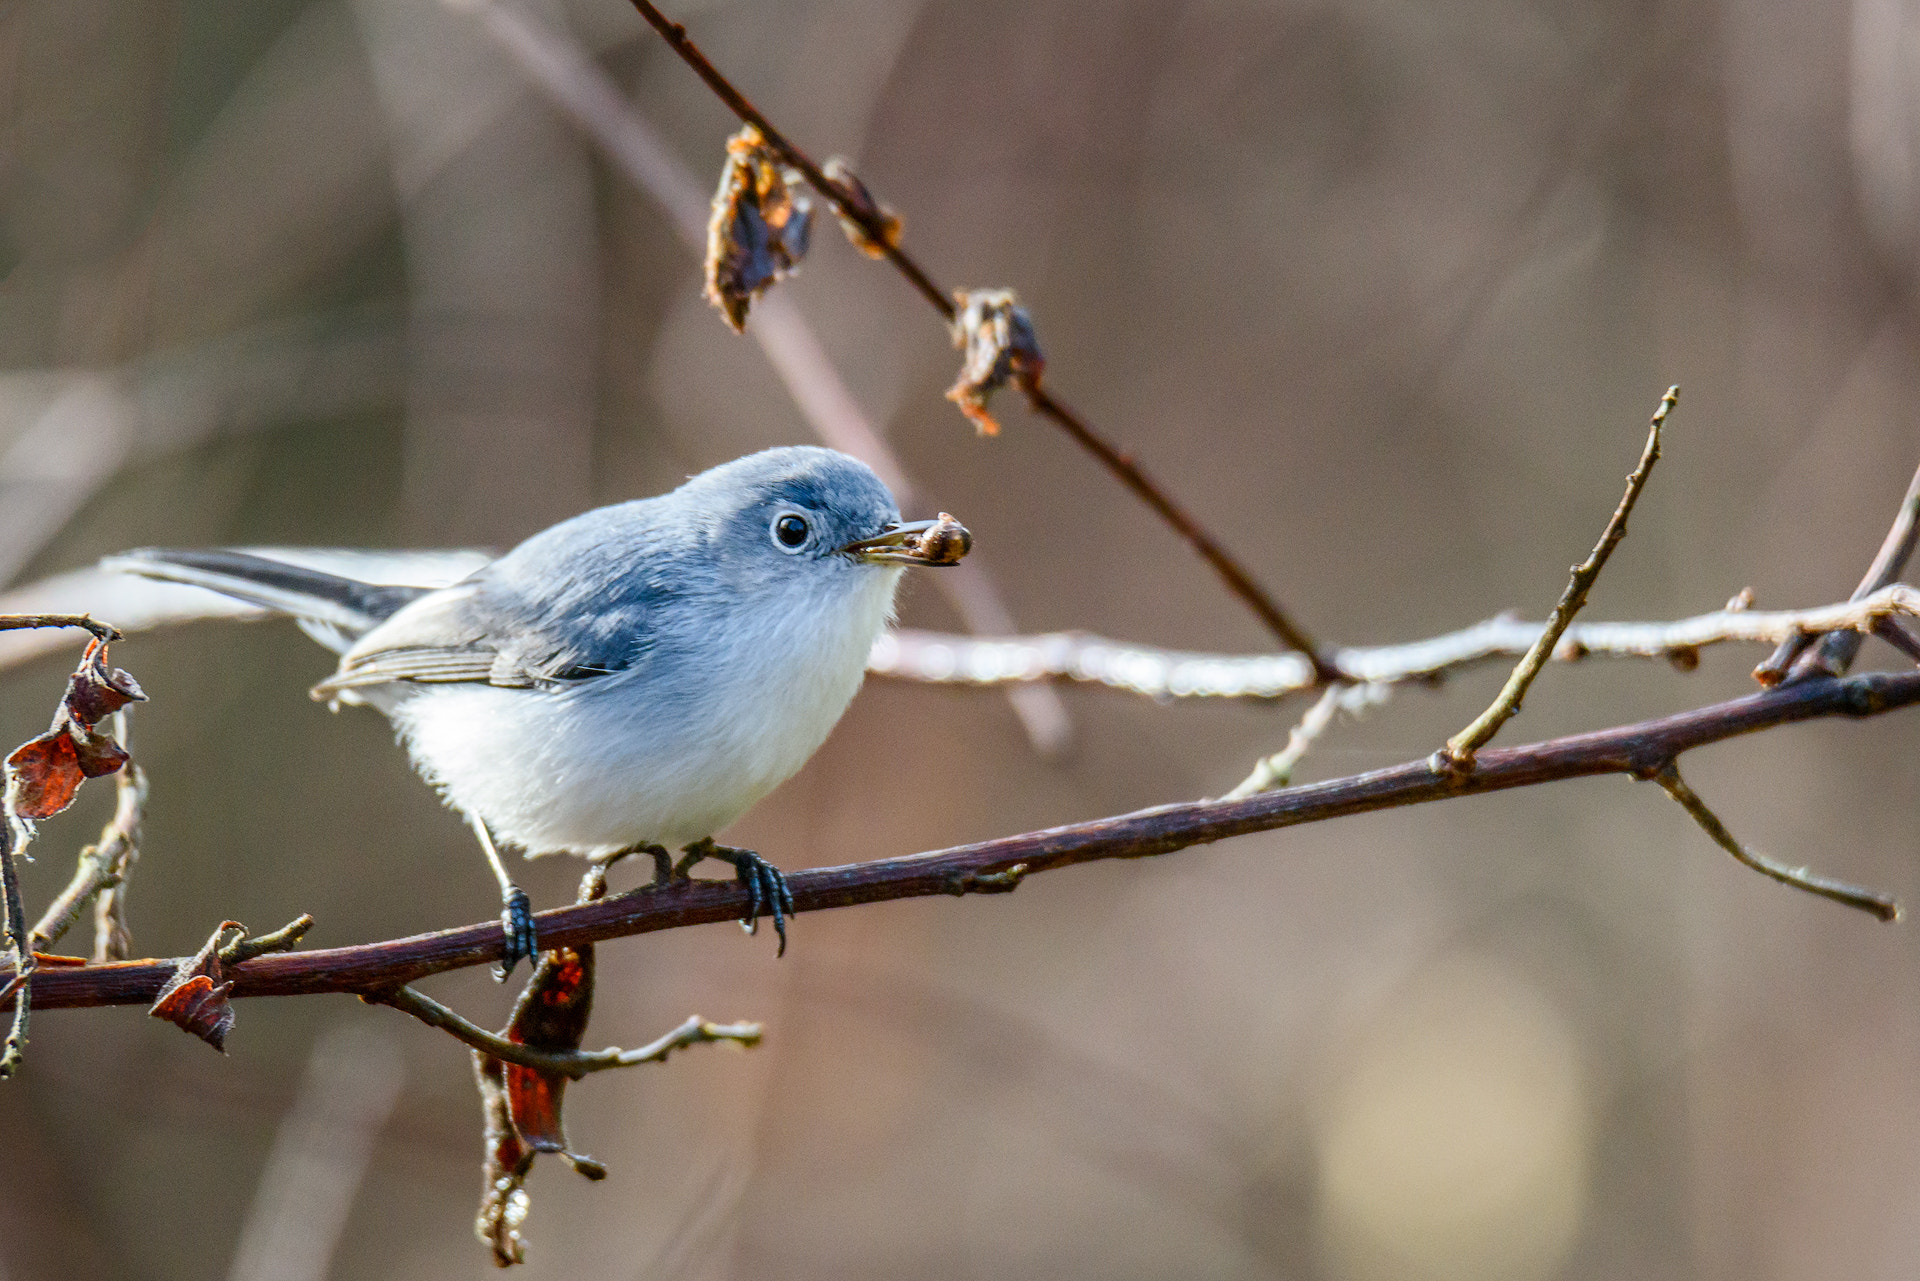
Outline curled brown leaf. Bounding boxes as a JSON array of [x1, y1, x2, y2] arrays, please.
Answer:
[[821, 156, 902, 259], [148, 922, 242, 1053], [704, 124, 813, 332], [945, 288, 1045, 436], [5, 639, 145, 821]]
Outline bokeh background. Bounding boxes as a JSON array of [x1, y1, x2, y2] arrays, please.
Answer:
[[2, 0, 1919, 1277]]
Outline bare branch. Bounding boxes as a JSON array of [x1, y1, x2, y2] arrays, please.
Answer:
[[1224, 683, 1389, 799], [1652, 762, 1897, 920], [0, 614, 120, 642], [0, 820, 27, 1078], [869, 584, 1920, 701], [1445, 386, 1677, 766], [30, 756, 145, 955], [455, 0, 1070, 752], [1757, 460, 1920, 685], [622, 0, 1331, 670], [371, 984, 760, 1079], [17, 666, 1920, 1014]]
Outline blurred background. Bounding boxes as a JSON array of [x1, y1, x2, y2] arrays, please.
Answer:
[[1, 0, 1919, 1276]]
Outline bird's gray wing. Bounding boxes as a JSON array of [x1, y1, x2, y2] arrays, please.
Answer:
[[310, 579, 641, 697]]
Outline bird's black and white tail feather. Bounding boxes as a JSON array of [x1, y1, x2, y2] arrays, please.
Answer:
[[101, 548, 437, 653]]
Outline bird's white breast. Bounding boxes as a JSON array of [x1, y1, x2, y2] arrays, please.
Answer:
[[388, 564, 904, 857]]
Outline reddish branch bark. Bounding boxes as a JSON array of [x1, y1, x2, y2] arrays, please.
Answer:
[[16, 666, 1916, 1013]]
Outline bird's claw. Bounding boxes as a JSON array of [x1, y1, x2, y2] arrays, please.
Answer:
[[494, 885, 537, 982], [680, 840, 794, 956]]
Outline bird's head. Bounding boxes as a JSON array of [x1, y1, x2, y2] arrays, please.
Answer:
[[687, 447, 970, 588]]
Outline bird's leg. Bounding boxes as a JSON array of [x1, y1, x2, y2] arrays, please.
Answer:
[[675, 838, 794, 957], [636, 843, 675, 888], [470, 816, 536, 982]]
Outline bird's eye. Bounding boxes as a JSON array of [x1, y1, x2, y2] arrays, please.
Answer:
[[772, 513, 811, 550]]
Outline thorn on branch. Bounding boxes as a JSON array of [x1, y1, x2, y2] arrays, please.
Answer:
[[703, 124, 812, 332], [1443, 385, 1677, 769], [1651, 762, 1898, 921], [946, 288, 1045, 436]]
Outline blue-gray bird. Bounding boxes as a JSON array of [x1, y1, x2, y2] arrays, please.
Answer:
[[104, 447, 969, 976]]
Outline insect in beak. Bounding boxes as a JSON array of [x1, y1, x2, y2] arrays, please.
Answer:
[[840, 513, 971, 566]]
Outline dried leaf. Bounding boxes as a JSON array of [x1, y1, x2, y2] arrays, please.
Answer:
[[5, 639, 144, 821], [945, 288, 1045, 436], [471, 938, 605, 1266], [704, 124, 812, 332], [474, 1052, 533, 1267], [148, 922, 241, 1052], [503, 944, 598, 1165], [904, 512, 972, 566], [821, 156, 902, 259]]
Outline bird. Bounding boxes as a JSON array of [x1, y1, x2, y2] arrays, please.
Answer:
[[104, 446, 970, 978]]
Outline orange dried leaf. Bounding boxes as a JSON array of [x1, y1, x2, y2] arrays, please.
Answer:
[[503, 944, 598, 1170], [945, 288, 1045, 436], [5, 639, 144, 820], [704, 124, 812, 332]]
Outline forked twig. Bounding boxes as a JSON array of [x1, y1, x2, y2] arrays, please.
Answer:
[[1756, 460, 1920, 685], [18, 663, 1920, 1015], [624, 0, 1333, 674], [1652, 762, 1897, 920], [371, 984, 760, 1079], [1443, 387, 1676, 766]]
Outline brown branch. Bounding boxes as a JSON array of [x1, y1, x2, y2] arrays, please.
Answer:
[[867, 584, 1920, 701], [1652, 762, 1896, 920], [624, 0, 1331, 672], [370, 985, 760, 1079], [1757, 460, 1920, 685], [0, 614, 120, 642], [16, 666, 1919, 1013], [1444, 386, 1676, 766]]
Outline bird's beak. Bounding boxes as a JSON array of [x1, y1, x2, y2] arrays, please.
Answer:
[[840, 513, 972, 566]]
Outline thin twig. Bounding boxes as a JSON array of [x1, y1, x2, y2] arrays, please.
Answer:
[[18, 666, 1920, 1013], [31, 711, 144, 956], [869, 583, 1920, 701], [0, 614, 120, 642], [1756, 460, 1920, 685], [371, 985, 759, 1079], [460, 0, 1071, 753], [623, 0, 1330, 669], [0, 819, 29, 1078], [1224, 683, 1389, 799], [1652, 762, 1897, 919], [1443, 387, 1677, 766]]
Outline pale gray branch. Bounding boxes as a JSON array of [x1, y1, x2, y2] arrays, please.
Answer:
[[868, 585, 1920, 702]]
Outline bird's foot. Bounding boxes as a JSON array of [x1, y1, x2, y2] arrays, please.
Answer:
[[494, 885, 537, 982], [677, 838, 794, 956]]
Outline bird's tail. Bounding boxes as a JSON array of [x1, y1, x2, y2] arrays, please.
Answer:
[[101, 548, 440, 653]]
